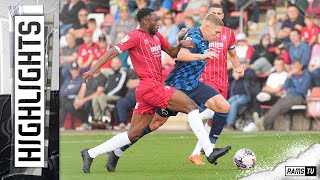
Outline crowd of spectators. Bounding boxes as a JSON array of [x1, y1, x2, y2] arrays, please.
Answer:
[[59, 0, 320, 131]]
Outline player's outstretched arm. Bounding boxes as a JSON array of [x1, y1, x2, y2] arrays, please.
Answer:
[[176, 48, 217, 62], [82, 47, 119, 82], [163, 40, 194, 58]]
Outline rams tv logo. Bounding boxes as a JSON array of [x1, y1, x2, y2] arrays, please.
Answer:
[[14, 16, 45, 167], [285, 166, 317, 176]]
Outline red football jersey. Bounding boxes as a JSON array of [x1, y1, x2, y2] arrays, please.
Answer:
[[94, 48, 111, 69], [114, 29, 170, 86], [201, 26, 236, 88], [78, 43, 99, 65], [301, 24, 319, 44]]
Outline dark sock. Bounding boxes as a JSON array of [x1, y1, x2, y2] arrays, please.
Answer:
[[209, 113, 228, 144], [119, 126, 152, 152]]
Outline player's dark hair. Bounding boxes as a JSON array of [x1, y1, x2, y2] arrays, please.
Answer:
[[210, 3, 223, 10], [136, 7, 155, 22], [79, 8, 89, 13], [275, 57, 284, 62], [88, 18, 96, 23], [291, 28, 301, 34]]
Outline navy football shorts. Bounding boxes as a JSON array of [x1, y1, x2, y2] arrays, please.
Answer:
[[155, 82, 220, 117]]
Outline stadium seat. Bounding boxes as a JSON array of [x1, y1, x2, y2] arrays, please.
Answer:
[[290, 105, 310, 131], [256, 74, 268, 89], [248, 0, 275, 11], [260, 104, 310, 131], [63, 112, 82, 129]]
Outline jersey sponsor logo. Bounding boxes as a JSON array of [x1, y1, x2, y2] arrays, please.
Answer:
[[120, 35, 130, 43], [209, 42, 224, 48], [150, 45, 161, 53], [209, 42, 224, 53]]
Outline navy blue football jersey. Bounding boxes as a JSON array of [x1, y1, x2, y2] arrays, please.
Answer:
[[165, 27, 209, 91]]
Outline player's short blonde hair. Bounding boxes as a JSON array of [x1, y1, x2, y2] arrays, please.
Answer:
[[203, 13, 224, 26]]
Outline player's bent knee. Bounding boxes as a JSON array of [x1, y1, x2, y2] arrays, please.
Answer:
[[127, 132, 141, 143], [185, 101, 198, 113], [221, 102, 231, 113], [150, 122, 161, 131]]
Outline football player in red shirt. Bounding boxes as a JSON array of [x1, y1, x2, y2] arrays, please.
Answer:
[[80, 7, 224, 173]]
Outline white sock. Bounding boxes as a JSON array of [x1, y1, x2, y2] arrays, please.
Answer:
[[114, 148, 124, 157], [199, 109, 215, 120], [188, 110, 213, 157], [204, 122, 211, 133], [191, 122, 214, 156], [88, 132, 131, 158]]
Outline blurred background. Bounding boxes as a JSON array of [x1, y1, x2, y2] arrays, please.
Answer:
[[58, 0, 320, 133]]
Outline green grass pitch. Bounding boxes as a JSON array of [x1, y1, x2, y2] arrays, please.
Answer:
[[60, 131, 320, 180]]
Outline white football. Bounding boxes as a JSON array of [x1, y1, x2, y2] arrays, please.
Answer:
[[233, 148, 256, 169]]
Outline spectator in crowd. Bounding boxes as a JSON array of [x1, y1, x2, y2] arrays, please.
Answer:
[[225, 58, 256, 129], [131, 0, 149, 17], [301, 13, 319, 46], [309, 32, 320, 87], [159, 12, 180, 46], [149, 0, 173, 17], [252, 61, 311, 131], [127, 0, 138, 13], [113, 69, 139, 130], [87, 18, 103, 42], [261, 9, 282, 43], [250, 33, 276, 75], [77, 29, 99, 71], [306, 0, 320, 20], [183, 16, 196, 29], [60, 62, 83, 129], [288, 29, 311, 69], [110, 0, 127, 19], [91, 57, 127, 125], [183, 3, 209, 26], [60, 0, 86, 36], [109, 5, 137, 45], [255, 58, 288, 107], [73, 60, 107, 130], [60, 32, 79, 80], [93, 34, 113, 76], [277, 5, 305, 43], [269, 40, 291, 70], [110, 0, 126, 15], [235, 33, 255, 61], [68, 8, 89, 45]]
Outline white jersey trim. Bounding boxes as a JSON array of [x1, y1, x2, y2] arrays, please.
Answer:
[[114, 46, 122, 53]]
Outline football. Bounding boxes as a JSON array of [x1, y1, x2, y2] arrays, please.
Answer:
[[233, 148, 256, 169]]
